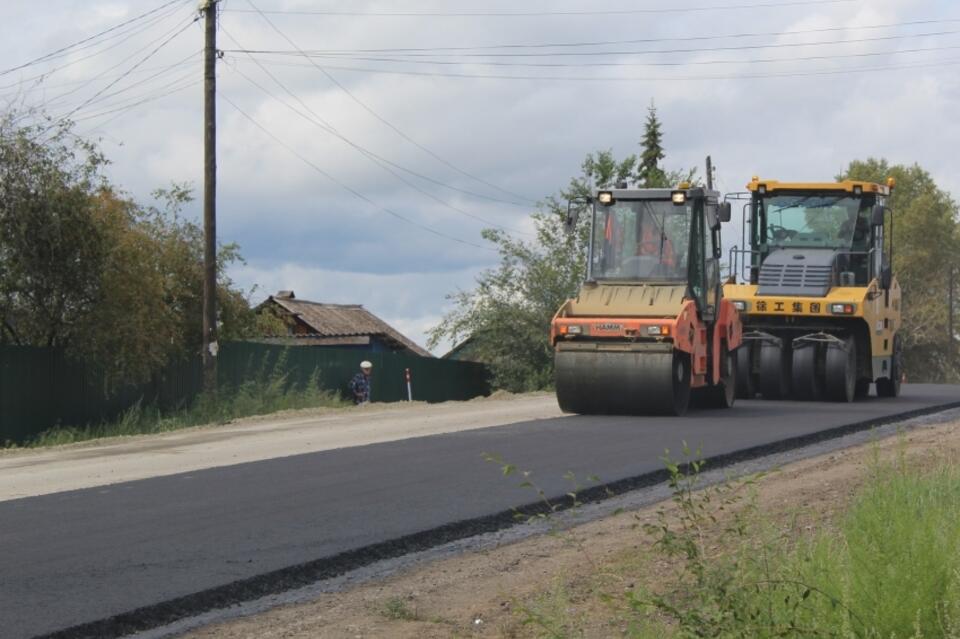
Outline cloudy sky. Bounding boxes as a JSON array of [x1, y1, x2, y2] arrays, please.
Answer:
[[3, 0, 958, 352]]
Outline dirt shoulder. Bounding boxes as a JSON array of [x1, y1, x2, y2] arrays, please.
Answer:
[[183, 418, 960, 639], [0, 392, 560, 502]]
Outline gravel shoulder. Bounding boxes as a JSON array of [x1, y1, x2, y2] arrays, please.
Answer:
[[0, 392, 561, 502], [181, 416, 960, 639]]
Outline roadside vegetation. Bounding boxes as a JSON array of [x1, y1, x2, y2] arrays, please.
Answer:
[[499, 442, 960, 638], [16, 365, 345, 449], [0, 112, 280, 389]]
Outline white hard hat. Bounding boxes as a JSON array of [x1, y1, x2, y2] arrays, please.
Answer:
[[360, 360, 373, 369]]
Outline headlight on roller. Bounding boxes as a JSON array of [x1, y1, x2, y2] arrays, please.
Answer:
[[567, 325, 583, 334], [646, 325, 671, 336], [830, 303, 856, 315], [732, 300, 748, 312]]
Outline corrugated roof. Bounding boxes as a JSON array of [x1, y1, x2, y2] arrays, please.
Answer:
[[267, 295, 433, 358]]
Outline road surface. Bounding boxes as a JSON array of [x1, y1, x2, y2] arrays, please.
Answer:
[[3, 385, 959, 638]]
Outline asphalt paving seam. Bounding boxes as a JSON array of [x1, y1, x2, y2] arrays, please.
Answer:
[[37, 398, 960, 639]]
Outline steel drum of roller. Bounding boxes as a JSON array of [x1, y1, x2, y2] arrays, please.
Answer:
[[555, 349, 692, 416]]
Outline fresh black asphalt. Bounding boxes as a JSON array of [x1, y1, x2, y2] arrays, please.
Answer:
[[3, 385, 959, 638]]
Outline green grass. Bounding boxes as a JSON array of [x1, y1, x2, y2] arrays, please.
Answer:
[[501, 442, 960, 639], [781, 460, 960, 638], [632, 447, 960, 638], [380, 596, 420, 621], [16, 367, 347, 449]]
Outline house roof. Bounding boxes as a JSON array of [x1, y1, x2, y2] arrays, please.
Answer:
[[442, 336, 478, 361], [265, 294, 433, 358]]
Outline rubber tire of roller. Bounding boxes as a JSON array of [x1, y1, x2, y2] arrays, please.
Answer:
[[792, 343, 825, 401], [758, 341, 790, 400], [876, 334, 903, 398], [825, 336, 856, 402], [702, 349, 737, 409], [734, 344, 755, 399], [554, 350, 691, 416]]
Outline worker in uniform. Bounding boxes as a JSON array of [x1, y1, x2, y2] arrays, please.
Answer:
[[349, 361, 373, 405], [637, 214, 676, 276]]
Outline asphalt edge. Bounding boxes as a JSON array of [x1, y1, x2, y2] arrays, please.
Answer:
[[38, 397, 960, 639]]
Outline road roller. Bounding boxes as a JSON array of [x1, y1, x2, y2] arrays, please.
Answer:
[[724, 177, 903, 402], [551, 185, 743, 416]]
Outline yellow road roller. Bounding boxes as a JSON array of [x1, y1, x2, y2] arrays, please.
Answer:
[[724, 177, 902, 402]]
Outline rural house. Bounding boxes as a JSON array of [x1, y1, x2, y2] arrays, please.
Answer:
[[255, 291, 432, 357]]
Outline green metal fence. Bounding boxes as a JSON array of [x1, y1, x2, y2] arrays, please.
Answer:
[[0, 343, 490, 445], [217, 342, 490, 404]]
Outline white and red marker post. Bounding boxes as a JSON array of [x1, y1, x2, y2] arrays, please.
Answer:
[[405, 368, 413, 401]]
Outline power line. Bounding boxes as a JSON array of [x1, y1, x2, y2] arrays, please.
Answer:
[[73, 77, 200, 124], [238, 55, 960, 82], [250, 17, 960, 54], [0, 51, 198, 99], [38, 46, 200, 117], [219, 91, 497, 252], [70, 69, 199, 122], [219, 31, 534, 230], [251, 42, 960, 69], [220, 27, 531, 218], [0, 2, 191, 94], [226, 62, 534, 235], [0, 0, 187, 77], [228, 28, 960, 60], [47, 16, 199, 130], [239, 0, 537, 204], [223, 0, 854, 17]]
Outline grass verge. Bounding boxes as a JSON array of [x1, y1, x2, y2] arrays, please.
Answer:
[[16, 366, 347, 449], [504, 440, 960, 638]]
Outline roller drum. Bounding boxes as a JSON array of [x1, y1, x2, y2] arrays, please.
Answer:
[[555, 349, 690, 416]]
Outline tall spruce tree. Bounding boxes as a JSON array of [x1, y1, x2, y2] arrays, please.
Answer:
[[637, 101, 668, 187]]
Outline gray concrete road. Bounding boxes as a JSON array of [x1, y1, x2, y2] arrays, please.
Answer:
[[3, 385, 959, 638]]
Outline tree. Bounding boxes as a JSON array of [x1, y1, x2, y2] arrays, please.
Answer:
[[0, 114, 257, 386], [0, 116, 111, 348], [637, 101, 668, 188], [838, 158, 960, 381], [429, 134, 696, 391]]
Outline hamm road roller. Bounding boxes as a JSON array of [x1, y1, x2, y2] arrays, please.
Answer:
[[551, 185, 742, 416], [724, 177, 902, 402]]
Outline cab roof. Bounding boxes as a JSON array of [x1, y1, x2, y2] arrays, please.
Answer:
[[746, 177, 891, 196], [595, 187, 720, 201]]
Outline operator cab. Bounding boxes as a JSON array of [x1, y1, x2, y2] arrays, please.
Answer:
[[742, 178, 893, 292], [570, 186, 728, 318]]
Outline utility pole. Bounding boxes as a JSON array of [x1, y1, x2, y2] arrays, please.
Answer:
[[201, 0, 218, 391]]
